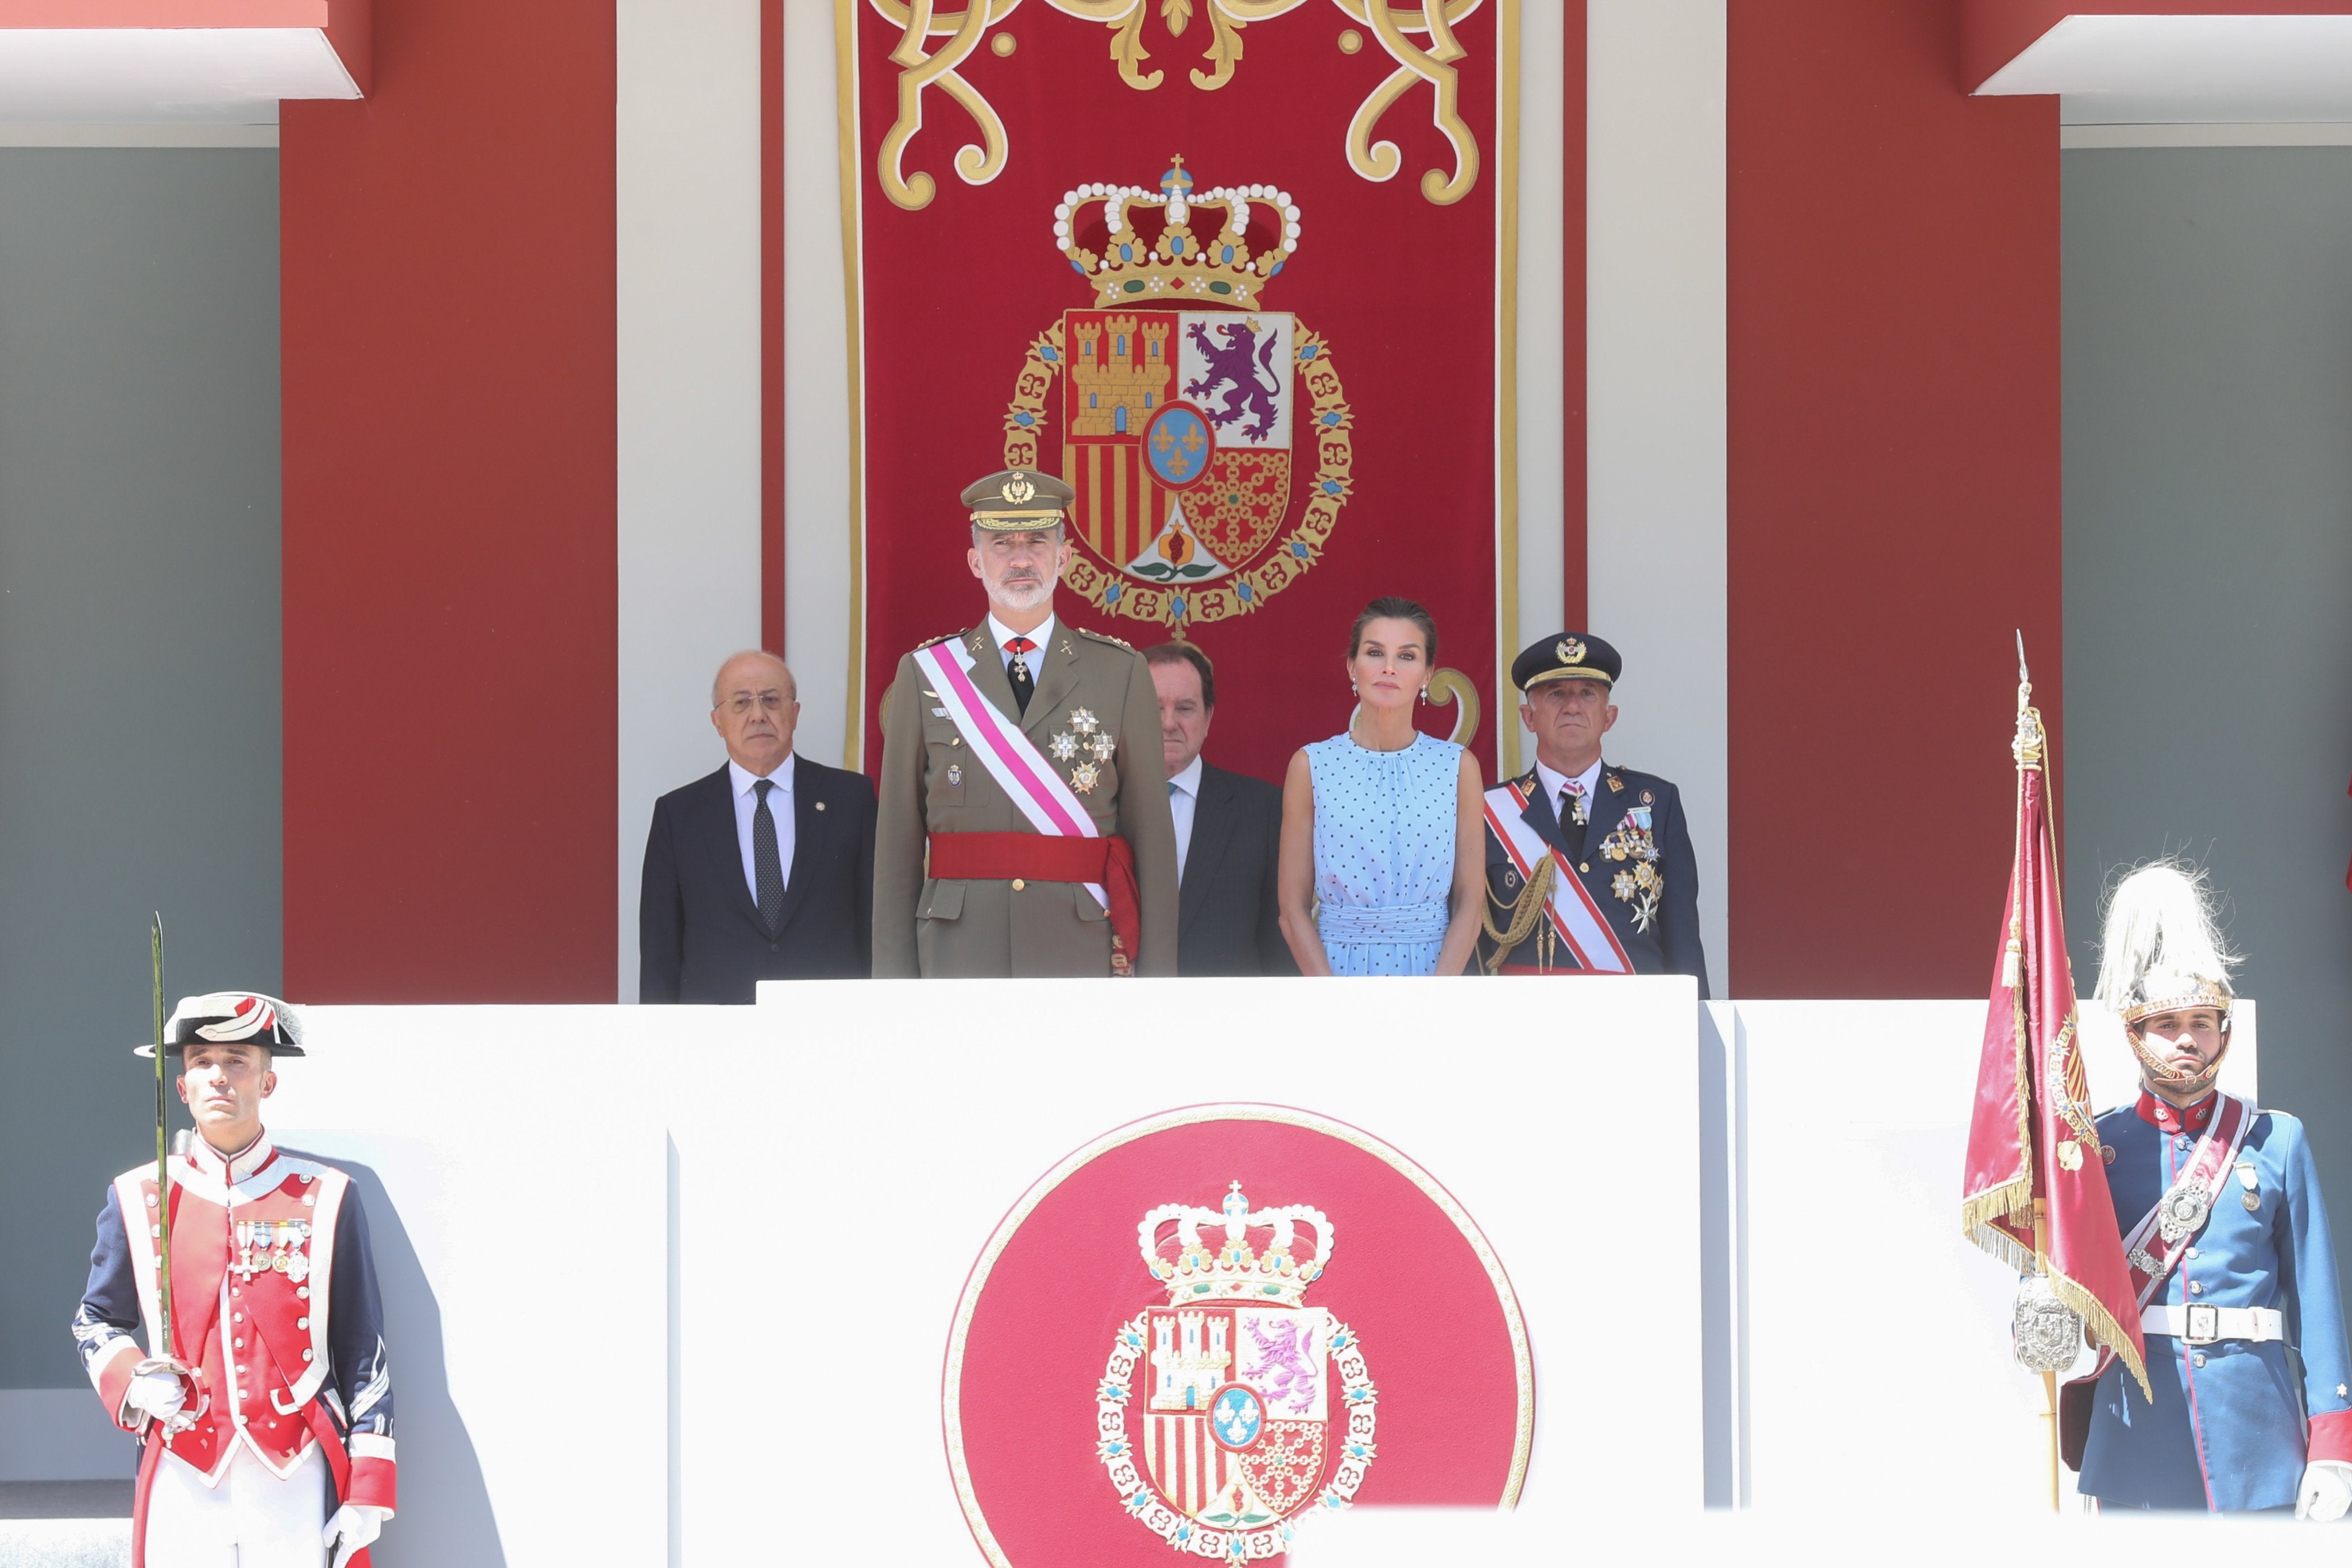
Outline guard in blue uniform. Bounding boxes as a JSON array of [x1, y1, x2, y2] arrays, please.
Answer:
[[1476, 633, 1708, 992], [2071, 865, 2352, 1516]]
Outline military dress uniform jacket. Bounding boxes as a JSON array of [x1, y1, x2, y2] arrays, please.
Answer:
[[1476, 762, 1708, 995], [2079, 1093, 2352, 1511], [75, 1133, 396, 1565], [873, 619, 1179, 977]]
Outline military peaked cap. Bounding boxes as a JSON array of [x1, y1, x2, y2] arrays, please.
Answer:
[[963, 468, 1076, 531], [1513, 632, 1622, 692]]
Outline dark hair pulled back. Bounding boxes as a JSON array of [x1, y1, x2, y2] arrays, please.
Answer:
[[1347, 597, 1438, 666]]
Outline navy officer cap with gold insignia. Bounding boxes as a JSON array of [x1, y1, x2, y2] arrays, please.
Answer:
[[1512, 631, 1622, 693], [962, 467, 1077, 531]]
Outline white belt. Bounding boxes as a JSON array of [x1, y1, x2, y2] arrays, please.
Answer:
[[2142, 1303, 2285, 1346]]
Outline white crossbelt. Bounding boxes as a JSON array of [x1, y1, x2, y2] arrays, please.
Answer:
[[2141, 1303, 2285, 1345]]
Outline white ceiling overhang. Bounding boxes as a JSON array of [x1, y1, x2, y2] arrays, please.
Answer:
[[1976, 13, 2352, 125], [0, 2, 365, 125]]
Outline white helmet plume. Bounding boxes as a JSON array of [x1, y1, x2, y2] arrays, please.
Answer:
[[2093, 862, 2236, 1027]]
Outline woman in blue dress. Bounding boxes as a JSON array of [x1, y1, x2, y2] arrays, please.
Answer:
[[1275, 597, 1485, 975]]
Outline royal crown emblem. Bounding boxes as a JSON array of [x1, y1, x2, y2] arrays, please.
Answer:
[[1001, 474, 1036, 506], [1004, 157, 1353, 632], [1096, 1182, 1376, 1561], [1556, 637, 1585, 665]]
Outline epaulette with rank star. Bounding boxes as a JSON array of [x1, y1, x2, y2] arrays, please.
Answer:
[[1077, 626, 1136, 651], [914, 630, 962, 651]]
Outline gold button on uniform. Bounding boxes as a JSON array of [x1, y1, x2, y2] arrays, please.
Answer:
[[1012, 878, 1026, 891], [1579, 862, 1591, 873]]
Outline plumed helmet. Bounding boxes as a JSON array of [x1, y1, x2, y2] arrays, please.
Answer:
[[2092, 864, 2236, 1028]]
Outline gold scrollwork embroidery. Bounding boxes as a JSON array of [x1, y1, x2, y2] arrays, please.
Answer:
[[1425, 667, 1481, 749], [868, 0, 1019, 211], [1338, 0, 1481, 206], [871, 0, 1484, 206]]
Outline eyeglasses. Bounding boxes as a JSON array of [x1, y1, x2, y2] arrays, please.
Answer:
[[719, 693, 790, 715]]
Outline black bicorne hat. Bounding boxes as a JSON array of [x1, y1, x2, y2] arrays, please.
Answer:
[[136, 992, 305, 1059]]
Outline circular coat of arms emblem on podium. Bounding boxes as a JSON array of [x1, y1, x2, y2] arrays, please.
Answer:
[[943, 1105, 1532, 1566], [1001, 158, 1354, 633]]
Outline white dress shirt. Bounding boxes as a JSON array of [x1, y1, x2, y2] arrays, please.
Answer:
[[729, 754, 795, 902], [1532, 756, 1603, 833], [988, 611, 1055, 686], [1167, 753, 1204, 882]]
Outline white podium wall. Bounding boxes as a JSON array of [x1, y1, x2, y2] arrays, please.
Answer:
[[690, 977, 1704, 1561], [249, 985, 2256, 1563]]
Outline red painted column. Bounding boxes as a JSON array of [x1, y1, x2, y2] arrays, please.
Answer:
[[1727, 1, 2061, 998], [280, 0, 617, 1000]]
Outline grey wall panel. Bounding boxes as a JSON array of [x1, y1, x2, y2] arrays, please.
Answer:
[[2063, 148, 2352, 1236], [0, 150, 281, 1389]]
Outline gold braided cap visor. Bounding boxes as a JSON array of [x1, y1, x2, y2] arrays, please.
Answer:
[[970, 509, 1069, 529], [1520, 666, 1615, 691]]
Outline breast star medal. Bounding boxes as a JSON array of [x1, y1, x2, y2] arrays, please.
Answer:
[[1049, 732, 1080, 761], [1069, 707, 1098, 733], [1087, 731, 1116, 761], [1070, 761, 1101, 794]]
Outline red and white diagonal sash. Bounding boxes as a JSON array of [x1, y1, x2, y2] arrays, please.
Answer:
[[1481, 780, 1632, 974], [2121, 1094, 2253, 1310], [912, 638, 1107, 911]]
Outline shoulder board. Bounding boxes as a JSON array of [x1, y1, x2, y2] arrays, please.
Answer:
[[914, 631, 962, 651], [1077, 627, 1135, 650]]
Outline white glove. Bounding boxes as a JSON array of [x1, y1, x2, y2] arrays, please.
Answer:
[[322, 1503, 390, 1568], [2296, 1459, 2352, 1521], [123, 1370, 187, 1422]]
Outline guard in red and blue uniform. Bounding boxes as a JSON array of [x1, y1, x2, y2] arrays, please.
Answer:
[[2071, 866, 2352, 1517], [73, 993, 396, 1567], [1476, 633, 1708, 992]]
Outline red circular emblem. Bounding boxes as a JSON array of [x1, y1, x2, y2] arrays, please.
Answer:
[[943, 1105, 1533, 1565]]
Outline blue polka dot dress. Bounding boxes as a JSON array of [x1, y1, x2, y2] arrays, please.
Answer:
[[1303, 730, 1463, 975]]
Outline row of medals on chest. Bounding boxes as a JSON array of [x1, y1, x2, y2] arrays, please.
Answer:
[[942, 706, 1112, 795], [230, 1217, 314, 1283]]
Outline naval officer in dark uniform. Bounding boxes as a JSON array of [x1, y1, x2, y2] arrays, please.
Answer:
[[1475, 633, 1708, 992]]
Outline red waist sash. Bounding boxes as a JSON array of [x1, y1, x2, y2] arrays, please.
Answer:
[[927, 832, 1140, 977]]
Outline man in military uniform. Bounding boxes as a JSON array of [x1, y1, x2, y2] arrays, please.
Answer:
[[1475, 633, 1708, 992], [2068, 864, 2352, 1516], [75, 992, 396, 1567], [873, 467, 1178, 977]]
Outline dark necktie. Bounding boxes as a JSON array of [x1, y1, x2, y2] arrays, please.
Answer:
[[752, 778, 786, 937], [1005, 637, 1036, 714], [1560, 780, 1587, 830]]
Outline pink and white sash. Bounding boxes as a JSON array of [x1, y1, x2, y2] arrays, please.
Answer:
[[1481, 779, 1633, 973], [911, 637, 1107, 911]]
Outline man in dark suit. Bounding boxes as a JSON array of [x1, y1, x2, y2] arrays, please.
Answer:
[[1475, 633, 1709, 993], [1144, 642, 1295, 977], [640, 651, 876, 1000]]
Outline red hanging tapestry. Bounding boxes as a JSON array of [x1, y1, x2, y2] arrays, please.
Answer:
[[840, 0, 1513, 781]]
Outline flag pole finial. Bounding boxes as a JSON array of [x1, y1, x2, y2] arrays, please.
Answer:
[[2011, 633, 2045, 770]]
